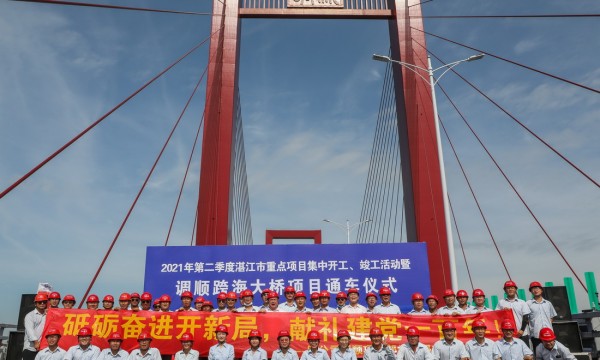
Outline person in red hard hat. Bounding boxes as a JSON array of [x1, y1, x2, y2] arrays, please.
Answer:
[[202, 301, 214, 312], [396, 326, 432, 360], [331, 330, 357, 360], [194, 296, 205, 311], [48, 292, 61, 309], [492, 319, 533, 360], [152, 299, 160, 311], [294, 292, 311, 313], [129, 332, 161, 360], [373, 287, 401, 314], [407, 293, 429, 315], [260, 291, 281, 312], [101, 295, 115, 311], [496, 280, 531, 345], [140, 293, 153, 311], [340, 288, 366, 314], [271, 330, 298, 360], [97, 332, 128, 360], [432, 322, 469, 360], [316, 291, 337, 313], [85, 294, 99, 310], [280, 286, 297, 312], [300, 331, 329, 360], [64, 327, 101, 360], [34, 328, 65, 360], [61, 295, 76, 309], [174, 332, 198, 360], [129, 293, 141, 311], [456, 290, 470, 312], [242, 329, 267, 360], [237, 289, 261, 312], [465, 320, 494, 360], [117, 293, 131, 311], [310, 292, 321, 311], [208, 325, 234, 360], [214, 293, 228, 312], [158, 294, 172, 312], [426, 295, 439, 315], [22, 293, 48, 360], [225, 291, 238, 312], [178, 291, 197, 312], [527, 282, 556, 353], [535, 327, 575, 360], [259, 289, 271, 310], [437, 290, 465, 316], [365, 293, 377, 313], [363, 327, 395, 360], [334, 292, 348, 312], [466, 289, 492, 314]]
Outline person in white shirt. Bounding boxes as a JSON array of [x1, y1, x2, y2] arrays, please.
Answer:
[[432, 321, 469, 360], [300, 331, 330, 360], [407, 293, 429, 315], [236, 289, 261, 312], [527, 282, 556, 353], [260, 292, 281, 312], [34, 328, 65, 360], [294, 292, 311, 313], [116, 293, 131, 311], [330, 330, 356, 360], [177, 291, 198, 312], [23, 294, 48, 360], [201, 301, 214, 312], [397, 326, 433, 360], [466, 289, 493, 314], [241, 330, 267, 360], [340, 289, 367, 314], [174, 333, 198, 360], [535, 328, 576, 360], [437, 290, 465, 316], [363, 328, 395, 360], [64, 327, 101, 360], [61, 295, 77, 310], [207, 325, 234, 360], [310, 293, 321, 311], [157, 294, 172, 312], [127, 332, 161, 360], [225, 292, 238, 312], [280, 286, 298, 312], [492, 319, 533, 360], [373, 287, 401, 314], [194, 297, 205, 311], [271, 330, 299, 360], [456, 290, 470, 312], [48, 293, 61, 309], [317, 291, 337, 313], [496, 281, 531, 345], [465, 320, 494, 360], [335, 292, 348, 312], [97, 332, 128, 360], [365, 293, 377, 313], [426, 295, 439, 315], [139, 293, 153, 311], [85, 295, 100, 310], [214, 293, 228, 312]]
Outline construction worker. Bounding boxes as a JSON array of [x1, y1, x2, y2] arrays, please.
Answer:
[[242, 330, 267, 360], [396, 326, 433, 360], [437, 290, 465, 316], [97, 332, 129, 360], [202, 301, 215, 312], [280, 286, 297, 312], [214, 293, 228, 312], [208, 325, 234, 360], [363, 327, 395, 360], [340, 288, 366, 314], [310, 293, 321, 311], [535, 328, 576, 360], [237, 289, 261, 312], [62, 295, 76, 310], [33, 328, 65, 360], [178, 291, 197, 312], [527, 282, 556, 353], [101, 295, 115, 311], [130, 293, 141, 311], [260, 289, 271, 310], [117, 293, 131, 311], [23, 293, 47, 360], [152, 300, 160, 311], [492, 319, 533, 360], [300, 331, 330, 360], [432, 322, 469, 360], [426, 295, 439, 315], [194, 297, 205, 311], [260, 291, 280, 312], [158, 294, 172, 312], [456, 290, 470, 312], [317, 291, 337, 313], [334, 292, 347, 312], [407, 293, 429, 315], [225, 291, 238, 312], [64, 327, 101, 360], [85, 295, 100, 310], [373, 287, 401, 314], [496, 281, 531, 345], [140, 293, 152, 311], [174, 333, 198, 360], [294, 292, 311, 313], [467, 289, 492, 314], [128, 332, 161, 360], [331, 330, 357, 360], [465, 320, 494, 360], [48, 292, 61, 309], [365, 293, 377, 313], [272, 330, 298, 360]]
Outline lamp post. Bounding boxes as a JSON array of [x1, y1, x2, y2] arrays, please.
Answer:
[[323, 219, 372, 244], [371, 52, 484, 289]]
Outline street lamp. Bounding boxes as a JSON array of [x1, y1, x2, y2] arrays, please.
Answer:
[[322, 219, 372, 244], [371, 52, 484, 289]]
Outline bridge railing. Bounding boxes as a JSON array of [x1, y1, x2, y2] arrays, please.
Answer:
[[239, 0, 390, 11]]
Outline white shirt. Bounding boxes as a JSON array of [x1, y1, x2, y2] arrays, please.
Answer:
[[492, 338, 533, 360], [279, 303, 298, 312], [316, 307, 338, 313], [97, 349, 129, 360], [465, 307, 493, 314], [208, 343, 234, 360], [331, 347, 357, 360], [526, 299, 556, 338], [295, 307, 311, 313], [236, 305, 261, 312], [272, 349, 299, 360], [340, 304, 367, 314], [174, 350, 199, 360], [407, 309, 430, 316], [242, 348, 267, 360], [373, 303, 401, 314], [437, 306, 465, 316], [432, 339, 469, 360], [397, 343, 433, 360], [23, 309, 46, 351], [535, 341, 576, 360], [34, 347, 65, 360], [64, 345, 101, 360], [496, 297, 531, 334], [466, 338, 495, 360], [300, 349, 331, 360], [127, 348, 161, 360], [363, 345, 396, 360]]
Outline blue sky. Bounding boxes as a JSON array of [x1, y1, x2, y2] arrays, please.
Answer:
[[0, 0, 598, 323]]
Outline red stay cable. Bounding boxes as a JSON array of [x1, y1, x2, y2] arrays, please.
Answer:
[[447, 194, 474, 292]]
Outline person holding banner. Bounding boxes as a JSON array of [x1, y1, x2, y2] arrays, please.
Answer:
[[280, 286, 298, 312], [140, 293, 153, 311], [465, 320, 494, 360], [194, 297, 205, 311], [365, 293, 377, 313], [330, 330, 357, 360], [64, 327, 101, 360], [373, 287, 401, 314], [432, 322, 469, 360], [340, 289, 367, 314], [128, 332, 161, 360], [300, 331, 330, 360], [85, 295, 100, 310], [407, 293, 429, 315], [177, 291, 198, 312], [23, 293, 47, 360], [97, 332, 129, 360], [117, 293, 131, 311], [101, 295, 115, 311], [363, 328, 395, 360], [201, 301, 214, 312], [317, 291, 337, 313], [294, 292, 311, 313], [272, 331, 298, 360], [261, 291, 281, 312], [466, 290, 493, 314], [214, 293, 228, 312], [437, 290, 465, 316], [426, 295, 439, 315], [34, 328, 65, 360], [496, 281, 530, 345], [62, 295, 76, 310], [237, 289, 261, 312], [492, 319, 533, 360], [130, 293, 141, 311], [241, 330, 268, 360], [396, 326, 433, 360], [260, 289, 271, 310], [335, 292, 348, 312], [457, 290, 470, 312], [208, 325, 234, 360], [174, 333, 199, 360], [310, 293, 321, 311], [158, 295, 172, 312], [225, 292, 238, 312], [48, 292, 61, 309]]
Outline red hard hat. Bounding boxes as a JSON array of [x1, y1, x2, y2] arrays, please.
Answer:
[[472, 289, 485, 298], [130, 293, 141, 299], [138, 332, 152, 341], [539, 327, 556, 341], [215, 325, 228, 334], [284, 286, 296, 293], [411, 293, 424, 302], [456, 290, 468, 298], [295, 291, 307, 299], [226, 291, 238, 300], [153, 299, 160, 306], [336, 291, 348, 299], [379, 287, 392, 295], [87, 294, 99, 303], [443, 289, 455, 297], [406, 326, 420, 336], [194, 296, 205, 304], [369, 327, 383, 336], [180, 291, 193, 299], [159, 294, 171, 302], [471, 320, 487, 330], [319, 290, 330, 298], [501, 319, 516, 330], [119, 293, 131, 301], [77, 327, 93, 337], [48, 292, 61, 300], [529, 281, 543, 291], [103, 295, 114, 302], [503, 280, 518, 289], [108, 332, 123, 341], [310, 292, 320, 300], [337, 330, 351, 340], [442, 322, 456, 330], [262, 288, 271, 294], [248, 329, 262, 339], [202, 301, 214, 308], [217, 292, 227, 300], [35, 294, 48, 302], [45, 328, 61, 338], [180, 332, 194, 342], [240, 289, 254, 298], [307, 330, 320, 340], [426, 294, 439, 303], [141, 292, 152, 301], [63, 294, 76, 302], [267, 292, 279, 299], [347, 288, 359, 295], [278, 330, 291, 339], [365, 292, 377, 300]]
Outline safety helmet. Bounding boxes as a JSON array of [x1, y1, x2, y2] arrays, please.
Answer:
[[194, 296, 205, 304], [501, 319, 516, 330], [267, 292, 279, 299], [103, 295, 114, 303], [443, 289, 455, 298], [337, 330, 351, 340], [442, 322, 456, 331], [159, 294, 171, 302], [284, 286, 296, 293], [278, 330, 291, 339], [319, 290, 330, 298], [248, 329, 262, 339], [108, 332, 123, 341], [63, 294, 76, 302], [217, 292, 227, 300], [529, 281, 543, 291], [45, 328, 61, 338], [503, 280, 518, 289], [471, 320, 487, 330], [411, 293, 424, 302], [34, 294, 48, 302], [87, 294, 99, 303], [310, 292, 320, 300], [240, 289, 254, 298], [539, 327, 556, 341], [202, 301, 214, 308], [180, 332, 194, 342], [365, 292, 377, 300], [153, 299, 160, 306], [336, 292, 347, 299], [77, 327, 93, 337], [426, 295, 439, 303], [137, 332, 152, 341], [347, 288, 359, 295], [406, 326, 420, 336], [215, 325, 228, 334], [130, 292, 141, 299], [226, 291, 238, 300], [369, 327, 383, 336], [472, 289, 485, 298], [262, 289, 271, 295], [379, 287, 392, 295], [295, 291, 307, 299], [119, 293, 131, 301], [456, 290, 468, 298], [141, 292, 152, 301], [307, 330, 320, 341], [48, 292, 61, 300], [180, 291, 193, 299]]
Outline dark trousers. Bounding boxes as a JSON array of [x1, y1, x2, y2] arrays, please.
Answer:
[[22, 349, 38, 360], [531, 337, 542, 354]]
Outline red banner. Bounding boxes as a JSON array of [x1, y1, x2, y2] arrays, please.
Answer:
[[41, 309, 514, 357]]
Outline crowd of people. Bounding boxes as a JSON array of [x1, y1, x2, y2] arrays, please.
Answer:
[[23, 280, 570, 360]]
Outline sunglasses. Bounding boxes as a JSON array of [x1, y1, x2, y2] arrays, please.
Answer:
[[131, 298, 140, 301], [141, 300, 151, 303], [37, 301, 48, 304]]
